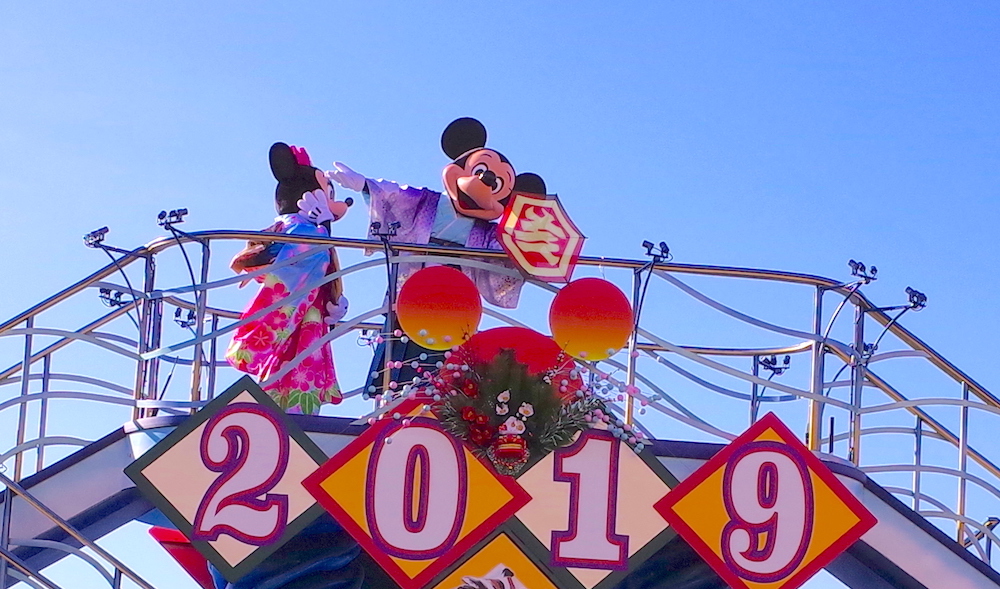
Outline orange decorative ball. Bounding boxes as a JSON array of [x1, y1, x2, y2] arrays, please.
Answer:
[[549, 278, 633, 361], [396, 266, 482, 350]]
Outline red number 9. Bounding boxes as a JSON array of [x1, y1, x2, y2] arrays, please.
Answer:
[[721, 440, 814, 583]]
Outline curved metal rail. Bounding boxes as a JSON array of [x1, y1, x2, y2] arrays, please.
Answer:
[[2, 228, 1000, 576]]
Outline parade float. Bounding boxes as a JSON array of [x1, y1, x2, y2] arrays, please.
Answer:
[[1, 119, 998, 589]]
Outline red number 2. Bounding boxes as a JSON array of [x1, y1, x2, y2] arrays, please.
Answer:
[[192, 403, 290, 545]]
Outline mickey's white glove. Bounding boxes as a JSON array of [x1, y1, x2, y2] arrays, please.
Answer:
[[297, 189, 334, 224], [326, 162, 366, 192], [324, 295, 349, 325]]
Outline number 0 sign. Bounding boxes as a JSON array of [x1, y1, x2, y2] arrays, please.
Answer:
[[303, 417, 532, 589], [654, 413, 876, 589], [126, 376, 329, 583]]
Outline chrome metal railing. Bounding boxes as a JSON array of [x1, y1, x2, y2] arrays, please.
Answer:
[[0, 472, 156, 589], [2, 229, 999, 578]]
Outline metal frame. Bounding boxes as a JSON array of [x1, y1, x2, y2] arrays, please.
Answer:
[[2, 229, 1000, 581]]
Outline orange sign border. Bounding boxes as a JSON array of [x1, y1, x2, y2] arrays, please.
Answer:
[[653, 412, 877, 589]]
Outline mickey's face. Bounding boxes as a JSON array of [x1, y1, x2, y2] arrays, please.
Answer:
[[442, 148, 516, 221]]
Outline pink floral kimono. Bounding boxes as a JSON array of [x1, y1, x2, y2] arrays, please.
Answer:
[[226, 214, 343, 414]]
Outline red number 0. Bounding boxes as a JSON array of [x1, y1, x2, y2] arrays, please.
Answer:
[[721, 440, 814, 583], [191, 403, 290, 545], [551, 430, 629, 570]]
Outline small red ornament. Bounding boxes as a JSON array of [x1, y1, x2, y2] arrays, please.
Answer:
[[487, 434, 530, 476]]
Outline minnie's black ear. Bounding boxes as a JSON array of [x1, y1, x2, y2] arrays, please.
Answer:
[[269, 142, 298, 181], [441, 118, 488, 160], [513, 172, 546, 195]]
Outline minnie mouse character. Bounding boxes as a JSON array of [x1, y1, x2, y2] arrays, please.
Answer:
[[328, 117, 545, 308], [225, 142, 352, 414]]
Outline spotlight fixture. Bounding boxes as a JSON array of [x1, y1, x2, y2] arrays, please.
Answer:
[[173, 307, 197, 329], [371, 221, 401, 238], [641, 240, 671, 263], [906, 287, 927, 310], [848, 259, 877, 283], [84, 227, 110, 248], [98, 287, 128, 307], [759, 354, 791, 377], [157, 208, 189, 227]]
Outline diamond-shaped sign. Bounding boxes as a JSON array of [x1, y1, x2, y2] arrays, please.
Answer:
[[429, 530, 560, 589], [125, 376, 328, 583], [498, 192, 585, 283], [654, 412, 877, 589], [512, 429, 679, 589], [303, 416, 532, 589]]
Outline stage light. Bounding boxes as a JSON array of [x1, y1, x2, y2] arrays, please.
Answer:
[[906, 287, 927, 310], [84, 227, 109, 248], [157, 208, 189, 227]]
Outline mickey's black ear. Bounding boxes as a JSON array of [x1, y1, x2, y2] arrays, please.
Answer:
[[513, 173, 546, 195], [441, 118, 488, 159], [269, 142, 298, 181]]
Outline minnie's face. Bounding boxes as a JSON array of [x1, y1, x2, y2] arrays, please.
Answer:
[[442, 148, 516, 221], [314, 168, 350, 221]]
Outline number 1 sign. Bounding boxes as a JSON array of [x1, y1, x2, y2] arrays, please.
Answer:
[[654, 413, 877, 589], [512, 429, 680, 589], [125, 376, 329, 583]]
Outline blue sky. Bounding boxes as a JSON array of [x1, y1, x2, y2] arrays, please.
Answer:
[[1, 2, 998, 588]]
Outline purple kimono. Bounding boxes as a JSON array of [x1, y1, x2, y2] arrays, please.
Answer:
[[363, 178, 524, 308]]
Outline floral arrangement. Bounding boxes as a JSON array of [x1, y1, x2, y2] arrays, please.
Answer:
[[429, 348, 604, 475]]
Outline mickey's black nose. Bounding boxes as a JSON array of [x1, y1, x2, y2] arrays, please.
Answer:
[[477, 169, 498, 189]]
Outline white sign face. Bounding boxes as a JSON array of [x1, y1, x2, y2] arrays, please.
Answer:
[[126, 376, 328, 582], [514, 429, 678, 589]]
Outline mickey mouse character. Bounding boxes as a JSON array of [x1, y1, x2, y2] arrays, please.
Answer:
[[328, 117, 545, 308], [225, 142, 352, 414]]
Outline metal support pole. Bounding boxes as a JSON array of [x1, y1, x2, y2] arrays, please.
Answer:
[[133, 255, 156, 420], [807, 286, 825, 451], [849, 303, 865, 465], [14, 317, 34, 482], [0, 487, 12, 589], [828, 416, 835, 454], [36, 355, 51, 473], [207, 314, 219, 401], [914, 417, 923, 512], [625, 270, 641, 425], [189, 242, 211, 409], [146, 297, 163, 403], [381, 249, 399, 402], [958, 382, 970, 542], [750, 356, 760, 425]]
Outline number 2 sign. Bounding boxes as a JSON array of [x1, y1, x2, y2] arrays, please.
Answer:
[[654, 413, 877, 589], [126, 376, 329, 583]]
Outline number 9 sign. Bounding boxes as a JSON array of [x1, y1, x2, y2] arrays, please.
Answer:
[[655, 413, 876, 589], [721, 441, 814, 583]]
